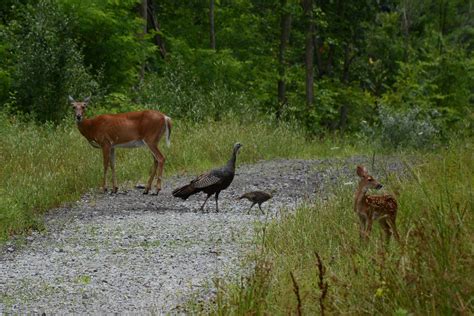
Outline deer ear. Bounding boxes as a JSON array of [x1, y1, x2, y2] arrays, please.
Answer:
[[84, 96, 91, 105], [68, 95, 75, 103], [356, 165, 368, 177]]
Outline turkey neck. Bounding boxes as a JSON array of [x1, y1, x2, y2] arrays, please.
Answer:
[[226, 148, 239, 172]]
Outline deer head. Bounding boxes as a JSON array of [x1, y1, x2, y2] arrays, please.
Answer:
[[356, 165, 383, 192], [69, 96, 90, 123]]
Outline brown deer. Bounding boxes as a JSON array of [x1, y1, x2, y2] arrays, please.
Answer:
[[354, 165, 400, 243], [69, 96, 171, 194]]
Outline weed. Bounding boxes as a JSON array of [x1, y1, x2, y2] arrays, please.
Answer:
[[205, 141, 473, 314]]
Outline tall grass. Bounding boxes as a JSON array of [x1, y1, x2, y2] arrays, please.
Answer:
[[206, 142, 473, 314], [0, 113, 362, 240]]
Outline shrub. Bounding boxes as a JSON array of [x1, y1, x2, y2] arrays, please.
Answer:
[[133, 60, 256, 121], [363, 106, 439, 149], [8, 0, 98, 123]]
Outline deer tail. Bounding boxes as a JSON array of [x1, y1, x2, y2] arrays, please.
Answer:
[[164, 116, 172, 147]]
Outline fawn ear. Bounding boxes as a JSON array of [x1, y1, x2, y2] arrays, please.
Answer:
[[356, 165, 368, 177], [83, 96, 91, 105], [68, 95, 75, 103]]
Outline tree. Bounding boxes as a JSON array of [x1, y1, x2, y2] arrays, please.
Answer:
[[10, 0, 98, 122], [209, 0, 216, 50], [301, 0, 315, 108], [147, 0, 166, 58], [277, 0, 292, 118]]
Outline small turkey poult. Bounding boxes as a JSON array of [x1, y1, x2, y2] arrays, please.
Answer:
[[238, 190, 274, 215], [172, 142, 242, 212]]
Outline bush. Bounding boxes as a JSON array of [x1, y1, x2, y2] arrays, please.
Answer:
[[8, 0, 98, 123], [133, 59, 256, 121], [363, 106, 439, 149], [283, 78, 376, 135]]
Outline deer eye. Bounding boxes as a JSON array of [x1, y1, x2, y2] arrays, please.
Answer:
[[368, 178, 373, 181]]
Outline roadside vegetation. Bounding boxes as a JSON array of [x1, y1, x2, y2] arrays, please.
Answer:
[[201, 141, 473, 314]]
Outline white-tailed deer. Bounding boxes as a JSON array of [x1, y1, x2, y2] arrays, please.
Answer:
[[354, 165, 400, 243], [69, 96, 171, 194]]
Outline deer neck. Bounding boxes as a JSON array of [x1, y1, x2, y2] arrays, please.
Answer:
[[76, 118, 97, 142], [354, 182, 368, 212]]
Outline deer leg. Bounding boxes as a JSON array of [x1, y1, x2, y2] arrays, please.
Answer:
[[110, 148, 118, 193], [247, 203, 256, 215], [144, 158, 158, 195], [358, 213, 367, 241], [101, 145, 111, 193], [258, 203, 265, 215], [388, 216, 401, 243], [379, 218, 393, 244], [145, 142, 165, 194], [365, 216, 374, 240], [200, 194, 211, 212]]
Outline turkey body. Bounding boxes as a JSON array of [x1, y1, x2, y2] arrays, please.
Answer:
[[238, 191, 273, 214], [172, 143, 242, 212]]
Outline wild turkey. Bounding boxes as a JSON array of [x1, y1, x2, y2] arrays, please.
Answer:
[[238, 191, 273, 214], [172, 143, 242, 212]]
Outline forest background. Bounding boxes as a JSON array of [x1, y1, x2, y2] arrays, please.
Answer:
[[0, 0, 471, 138]]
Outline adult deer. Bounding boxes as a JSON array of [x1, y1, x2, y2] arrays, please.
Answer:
[[354, 165, 400, 243], [69, 96, 171, 194]]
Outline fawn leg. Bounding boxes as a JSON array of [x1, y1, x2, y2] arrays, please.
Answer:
[[358, 213, 368, 240]]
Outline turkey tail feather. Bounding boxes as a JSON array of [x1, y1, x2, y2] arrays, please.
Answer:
[[172, 184, 196, 200]]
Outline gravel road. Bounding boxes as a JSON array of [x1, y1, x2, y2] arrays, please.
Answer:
[[0, 156, 405, 314]]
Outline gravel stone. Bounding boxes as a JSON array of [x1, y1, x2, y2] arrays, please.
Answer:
[[0, 157, 405, 314]]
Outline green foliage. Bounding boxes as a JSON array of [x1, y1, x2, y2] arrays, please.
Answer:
[[0, 0, 471, 135], [133, 59, 257, 121], [380, 41, 473, 128], [60, 0, 153, 92], [284, 78, 375, 134], [361, 11, 406, 95], [206, 143, 474, 314], [0, 25, 12, 103], [8, 0, 98, 122]]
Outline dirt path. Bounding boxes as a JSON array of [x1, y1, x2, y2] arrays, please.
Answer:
[[0, 157, 404, 314]]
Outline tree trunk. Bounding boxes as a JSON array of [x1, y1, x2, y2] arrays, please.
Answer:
[[277, 0, 292, 119], [302, 0, 315, 109], [138, 0, 148, 83], [147, 0, 166, 59], [209, 0, 216, 50], [313, 32, 323, 78], [338, 43, 354, 132]]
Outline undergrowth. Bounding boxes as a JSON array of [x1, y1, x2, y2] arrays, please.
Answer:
[[202, 141, 473, 314], [0, 113, 361, 241]]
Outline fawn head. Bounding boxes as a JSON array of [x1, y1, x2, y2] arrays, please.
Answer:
[[356, 165, 383, 191], [69, 96, 90, 123]]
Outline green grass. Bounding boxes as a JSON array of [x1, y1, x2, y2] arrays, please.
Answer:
[[0, 113, 362, 240], [201, 142, 473, 314]]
